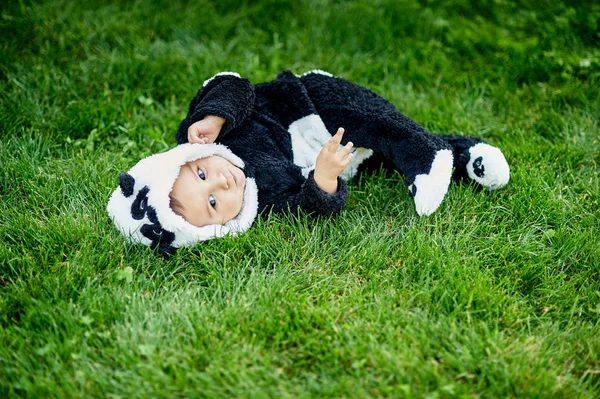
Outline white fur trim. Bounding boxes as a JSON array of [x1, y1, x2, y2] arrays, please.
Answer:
[[300, 69, 334, 77], [202, 72, 241, 87], [466, 143, 510, 190], [409, 149, 453, 216], [288, 114, 372, 180], [289, 114, 332, 172], [107, 143, 258, 248], [342, 147, 374, 180]]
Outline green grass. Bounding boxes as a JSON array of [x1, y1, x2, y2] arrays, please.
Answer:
[[1, 0, 599, 397]]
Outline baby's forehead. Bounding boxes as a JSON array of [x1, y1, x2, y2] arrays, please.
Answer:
[[191, 155, 231, 166]]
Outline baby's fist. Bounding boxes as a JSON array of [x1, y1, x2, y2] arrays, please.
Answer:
[[314, 128, 353, 194], [187, 115, 226, 144]]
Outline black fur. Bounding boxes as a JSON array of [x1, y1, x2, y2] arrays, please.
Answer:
[[473, 156, 485, 177], [131, 186, 150, 220], [130, 186, 176, 254], [176, 71, 489, 217], [140, 222, 176, 255], [118, 173, 135, 198]]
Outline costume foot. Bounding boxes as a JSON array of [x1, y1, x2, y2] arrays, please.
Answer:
[[466, 143, 510, 190], [408, 149, 453, 216]]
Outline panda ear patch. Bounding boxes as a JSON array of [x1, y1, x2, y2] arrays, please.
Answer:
[[131, 187, 150, 220], [118, 173, 136, 197]]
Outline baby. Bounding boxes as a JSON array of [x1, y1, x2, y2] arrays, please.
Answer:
[[169, 123, 353, 227], [108, 70, 509, 253]]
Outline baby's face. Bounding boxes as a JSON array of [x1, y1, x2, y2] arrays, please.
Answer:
[[170, 156, 246, 227]]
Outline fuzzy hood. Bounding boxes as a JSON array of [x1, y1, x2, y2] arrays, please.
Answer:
[[107, 143, 258, 254]]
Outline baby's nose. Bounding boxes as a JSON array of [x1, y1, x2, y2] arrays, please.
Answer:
[[217, 173, 230, 189]]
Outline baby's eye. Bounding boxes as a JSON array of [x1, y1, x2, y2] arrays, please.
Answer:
[[208, 195, 216, 208], [197, 169, 206, 180]]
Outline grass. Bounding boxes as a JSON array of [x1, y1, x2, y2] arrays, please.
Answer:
[[1, 0, 599, 397]]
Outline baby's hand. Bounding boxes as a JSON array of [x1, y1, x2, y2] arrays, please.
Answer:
[[187, 116, 226, 144], [314, 127, 353, 194]]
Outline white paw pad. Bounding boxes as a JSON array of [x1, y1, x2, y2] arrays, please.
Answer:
[[408, 149, 453, 216], [466, 143, 510, 190]]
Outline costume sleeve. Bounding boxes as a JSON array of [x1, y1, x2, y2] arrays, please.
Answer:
[[265, 170, 349, 217], [175, 72, 255, 144]]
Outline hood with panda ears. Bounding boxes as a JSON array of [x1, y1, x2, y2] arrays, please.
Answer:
[[107, 143, 259, 254]]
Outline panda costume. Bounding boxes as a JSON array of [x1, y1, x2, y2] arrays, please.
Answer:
[[108, 70, 510, 254]]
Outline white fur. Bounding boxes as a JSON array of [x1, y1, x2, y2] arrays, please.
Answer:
[[466, 143, 510, 190], [299, 69, 334, 77], [409, 149, 453, 216], [202, 72, 241, 87], [107, 143, 259, 248], [341, 147, 374, 180], [288, 114, 372, 180], [289, 114, 332, 173]]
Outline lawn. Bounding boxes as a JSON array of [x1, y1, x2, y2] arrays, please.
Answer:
[[1, 0, 599, 397]]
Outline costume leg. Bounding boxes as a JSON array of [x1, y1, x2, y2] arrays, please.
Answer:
[[300, 71, 453, 216], [435, 134, 510, 190]]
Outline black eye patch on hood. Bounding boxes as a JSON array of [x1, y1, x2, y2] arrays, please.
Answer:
[[118, 173, 136, 198]]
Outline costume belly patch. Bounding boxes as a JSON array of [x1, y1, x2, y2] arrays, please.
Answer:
[[288, 114, 373, 180]]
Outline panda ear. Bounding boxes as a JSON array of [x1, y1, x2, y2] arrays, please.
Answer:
[[118, 173, 136, 197], [158, 243, 177, 256]]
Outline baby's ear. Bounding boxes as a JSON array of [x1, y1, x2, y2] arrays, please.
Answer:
[[118, 173, 136, 197]]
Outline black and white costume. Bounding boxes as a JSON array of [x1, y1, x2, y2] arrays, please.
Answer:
[[176, 70, 509, 216], [108, 70, 509, 254]]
